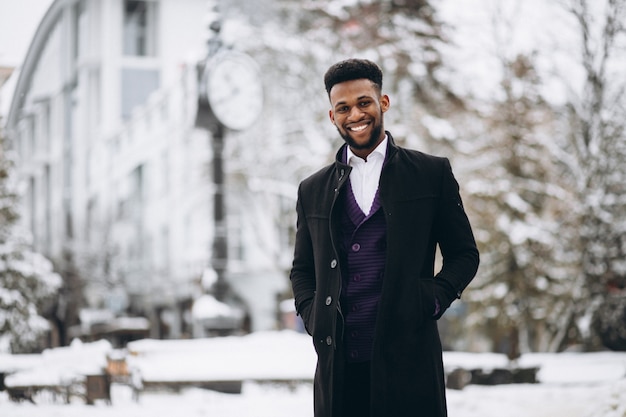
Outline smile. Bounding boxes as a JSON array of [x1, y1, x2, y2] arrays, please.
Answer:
[[348, 123, 369, 132]]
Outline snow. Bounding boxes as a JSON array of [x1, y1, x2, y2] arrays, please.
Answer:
[[191, 294, 243, 320], [126, 331, 315, 382], [0, 331, 625, 417], [2, 339, 111, 388]]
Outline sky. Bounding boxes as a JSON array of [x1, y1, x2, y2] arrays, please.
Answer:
[[0, 0, 53, 67], [0, 0, 53, 116]]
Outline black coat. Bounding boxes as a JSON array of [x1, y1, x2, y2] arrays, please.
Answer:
[[290, 133, 479, 417]]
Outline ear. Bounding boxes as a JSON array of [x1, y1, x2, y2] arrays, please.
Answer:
[[329, 109, 335, 124], [380, 94, 390, 113]]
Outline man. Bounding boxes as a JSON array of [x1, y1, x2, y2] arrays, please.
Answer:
[[290, 58, 479, 417]]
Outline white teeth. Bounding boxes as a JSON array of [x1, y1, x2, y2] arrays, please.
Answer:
[[350, 124, 368, 132]]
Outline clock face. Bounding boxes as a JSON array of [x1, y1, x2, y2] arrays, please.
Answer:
[[205, 51, 264, 131]]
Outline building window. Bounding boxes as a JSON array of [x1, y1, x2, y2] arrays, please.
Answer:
[[28, 177, 37, 244], [86, 196, 97, 244], [121, 67, 160, 119], [19, 116, 35, 160], [37, 100, 51, 153], [158, 226, 170, 274], [123, 0, 158, 56], [130, 164, 144, 219], [88, 68, 101, 127], [160, 150, 169, 194], [44, 165, 52, 253], [73, 0, 87, 60]]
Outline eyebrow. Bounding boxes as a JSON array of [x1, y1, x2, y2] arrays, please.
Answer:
[[334, 95, 373, 109]]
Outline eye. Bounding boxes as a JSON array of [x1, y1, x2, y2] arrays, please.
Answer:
[[359, 100, 372, 107], [336, 106, 349, 113]]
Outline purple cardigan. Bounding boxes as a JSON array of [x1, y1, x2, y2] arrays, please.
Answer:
[[339, 171, 387, 363]]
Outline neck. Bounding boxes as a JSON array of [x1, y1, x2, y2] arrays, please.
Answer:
[[350, 147, 372, 161]]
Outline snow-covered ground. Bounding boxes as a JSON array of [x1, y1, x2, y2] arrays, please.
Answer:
[[1, 331, 625, 417]]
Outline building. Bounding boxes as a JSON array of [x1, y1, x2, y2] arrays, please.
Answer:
[[3, 0, 291, 344]]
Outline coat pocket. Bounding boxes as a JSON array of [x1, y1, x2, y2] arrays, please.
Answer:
[[418, 278, 437, 320]]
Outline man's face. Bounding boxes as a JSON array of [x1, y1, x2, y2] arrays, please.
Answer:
[[329, 78, 390, 159]]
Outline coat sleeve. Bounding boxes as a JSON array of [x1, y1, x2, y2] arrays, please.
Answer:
[[289, 183, 317, 334], [433, 158, 479, 319]]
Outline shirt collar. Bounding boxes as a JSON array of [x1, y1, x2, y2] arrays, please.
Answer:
[[347, 135, 388, 165]]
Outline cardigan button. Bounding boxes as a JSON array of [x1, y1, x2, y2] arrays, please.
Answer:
[[326, 336, 333, 346], [325, 296, 332, 306], [330, 259, 337, 268]]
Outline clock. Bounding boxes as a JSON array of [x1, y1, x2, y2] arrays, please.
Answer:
[[204, 51, 264, 131]]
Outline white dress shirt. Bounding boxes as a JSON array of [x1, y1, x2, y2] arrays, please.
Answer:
[[347, 136, 388, 216]]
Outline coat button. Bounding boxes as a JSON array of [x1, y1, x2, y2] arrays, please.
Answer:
[[325, 296, 332, 306], [326, 336, 333, 345], [330, 259, 337, 268]]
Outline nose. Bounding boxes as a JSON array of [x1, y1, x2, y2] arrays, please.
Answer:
[[348, 106, 364, 121]]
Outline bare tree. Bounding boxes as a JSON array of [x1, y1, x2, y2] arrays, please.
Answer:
[[559, 0, 626, 350]]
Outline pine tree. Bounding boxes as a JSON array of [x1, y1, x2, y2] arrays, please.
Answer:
[[458, 52, 581, 355], [0, 124, 61, 353]]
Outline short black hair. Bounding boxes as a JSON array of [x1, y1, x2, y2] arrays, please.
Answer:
[[324, 58, 383, 96]]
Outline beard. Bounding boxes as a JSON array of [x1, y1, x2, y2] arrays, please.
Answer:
[[337, 121, 384, 152]]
